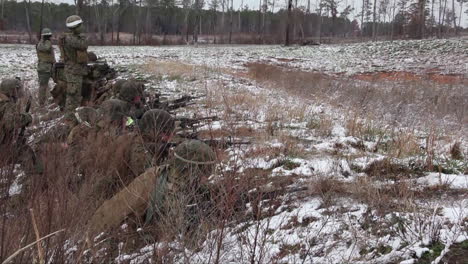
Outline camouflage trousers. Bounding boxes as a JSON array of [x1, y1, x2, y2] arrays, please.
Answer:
[[50, 81, 66, 111], [38, 71, 52, 106], [65, 72, 83, 115]]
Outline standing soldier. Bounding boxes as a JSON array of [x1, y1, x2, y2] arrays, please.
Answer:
[[59, 15, 88, 117], [36, 28, 56, 106]]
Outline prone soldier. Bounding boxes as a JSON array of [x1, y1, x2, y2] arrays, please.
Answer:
[[0, 78, 42, 174], [87, 139, 216, 237]]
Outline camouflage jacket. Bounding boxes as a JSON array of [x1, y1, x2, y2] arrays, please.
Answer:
[[0, 93, 32, 144], [36, 39, 56, 72], [58, 32, 88, 75]]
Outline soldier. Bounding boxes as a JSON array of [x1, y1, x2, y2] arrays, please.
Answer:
[[59, 15, 88, 116], [94, 79, 126, 105], [118, 80, 145, 119], [98, 98, 130, 134], [89, 109, 175, 201], [87, 139, 216, 236], [0, 78, 42, 174], [36, 28, 56, 106]]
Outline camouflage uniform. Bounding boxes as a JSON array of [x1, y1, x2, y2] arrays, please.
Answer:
[[0, 79, 42, 174], [118, 80, 146, 120], [36, 28, 56, 106], [87, 139, 216, 235], [59, 15, 88, 115], [91, 109, 175, 199]]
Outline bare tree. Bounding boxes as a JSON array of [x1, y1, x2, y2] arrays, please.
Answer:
[[372, 0, 377, 40], [24, 0, 32, 43], [457, 0, 467, 35], [418, 0, 426, 38], [285, 0, 293, 45], [229, 0, 233, 43], [77, 0, 84, 15]]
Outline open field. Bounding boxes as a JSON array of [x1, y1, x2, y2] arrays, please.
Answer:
[[0, 39, 467, 263]]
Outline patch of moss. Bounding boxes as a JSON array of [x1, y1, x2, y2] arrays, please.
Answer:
[[417, 242, 445, 264], [377, 245, 393, 255]]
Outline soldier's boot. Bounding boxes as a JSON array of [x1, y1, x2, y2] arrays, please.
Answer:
[[38, 74, 50, 106]]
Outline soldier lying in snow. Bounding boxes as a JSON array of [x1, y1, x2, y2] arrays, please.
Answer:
[[0, 78, 43, 174], [87, 139, 216, 236]]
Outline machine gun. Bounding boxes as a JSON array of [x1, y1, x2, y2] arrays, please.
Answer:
[[87, 61, 116, 81], [168, 137, 251, 149], [145, 94, 203, 112], [175, 116, 219, 129]]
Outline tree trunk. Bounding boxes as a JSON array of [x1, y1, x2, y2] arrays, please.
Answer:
[[262, 0, 267, 43], [372, 0, 377, 41], [361, 0, 365, 39], [193, 0, 199, 43], [458, 0, 464, 36], [24, 0, 32, 43], [441, 0, 448, 36], [77, 0, 83, 16], [438, 0, 443, 37], [1, 0, 5, 21], [238, 0, 243, 31], [431, 0, 435, 37], [317, 0, 323, 43], [390, 0, 396, 41], [229, 0, 233, 43], [285, 0, 293, 46], [257, 0, 261, 38], [221, 0, 225, 33], [418, 0, 426, 39], [145, 5, 151, 44], [452, 0, 457, 35]]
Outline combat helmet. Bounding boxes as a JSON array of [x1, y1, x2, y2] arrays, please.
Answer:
[[118, 81, 141, 103], [0, 78, 22, 99], [66, 15, 83, 29], [41, 28, 52, 36], [87, 52, 98, 62], [168, 140, 217, 191], [139, 109, 175, 140], [113, 79, 127, 95], [99, 99, 128, 124]]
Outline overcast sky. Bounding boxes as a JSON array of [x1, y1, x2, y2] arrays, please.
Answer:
[[45, 0, 468, 27]]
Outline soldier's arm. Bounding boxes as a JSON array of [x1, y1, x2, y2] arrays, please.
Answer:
[[67, 35, 88, 50], [36, 40, 52, 52], [129, 144, 152, 177], [2, 105, 32, 130], [87, 167, 160, 235]]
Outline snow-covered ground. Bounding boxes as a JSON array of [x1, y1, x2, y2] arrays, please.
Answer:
[[1, 39, 467, 264], [1, 38, 467, 82]]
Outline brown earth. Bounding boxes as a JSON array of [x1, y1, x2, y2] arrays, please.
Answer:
[[353, 71, 468, 85]]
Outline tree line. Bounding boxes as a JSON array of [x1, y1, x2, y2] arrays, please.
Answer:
[[0, 0, 466, 45]]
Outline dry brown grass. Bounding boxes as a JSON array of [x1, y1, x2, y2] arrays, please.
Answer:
[[142, 60, 198, 80], [308, 175, 346, 207]]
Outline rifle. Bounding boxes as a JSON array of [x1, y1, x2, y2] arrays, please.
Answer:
[[164, 95, 203, 111], [168, 137, 251, 149], [201, 138, 251, 149], [176, 116, 218, 129]]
